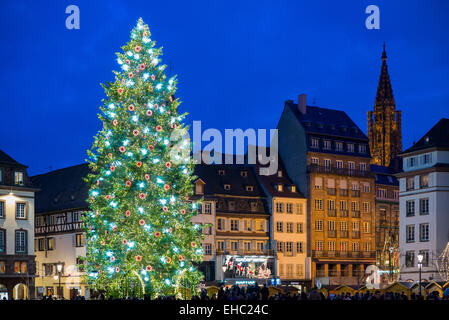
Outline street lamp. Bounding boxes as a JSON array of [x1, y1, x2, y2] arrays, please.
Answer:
[[56, 262, 63, 300], [417, 253, 423, 297]]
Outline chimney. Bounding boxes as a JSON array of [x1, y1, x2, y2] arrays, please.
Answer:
[[298, 94, 306, 115]]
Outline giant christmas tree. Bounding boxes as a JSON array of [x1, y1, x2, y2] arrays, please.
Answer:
[[83, 18, 203, 298]]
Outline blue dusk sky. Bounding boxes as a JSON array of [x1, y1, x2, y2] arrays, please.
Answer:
[[0, 0, 448, 175]]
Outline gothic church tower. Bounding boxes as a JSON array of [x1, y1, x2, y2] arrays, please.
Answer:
[[368, 44, 402, 166]]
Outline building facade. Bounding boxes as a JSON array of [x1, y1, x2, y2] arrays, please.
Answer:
[[397, 118, 449, 282], [31, 164, 89, 299], [0, 150, 38, 299], [371, 164, 400, 285], [254, 157, 310, 289], [278, 95, 376, 286], [367, 44, 402, 167]]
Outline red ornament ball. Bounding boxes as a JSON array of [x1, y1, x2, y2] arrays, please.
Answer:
[[163, 206, 168, 212], [136, 255, 142, 262], [148, 145, 154, 151], [113, 119, 118, 126], [139, 63, 145, 70], [128, 104, 135, 111], [125, 210, 131, 217], [164, 184, 170, 191], [156, 125, 162, 132], [145, 174, 150, 180], [125, 180, 132, 187], [154, 231, 161, 238], [180, 209, 186, 215], [139, 193, 146, 199], [128, 72, 133, 78], [134, 45, 141, 52], [119, 146, 126, 153], [110, 165, 115, 172], [133, 130, 139, 136], [146, 110, 153, 116], [165, 162, 171, 168], [136, 161, 142, 167], [117, 88, 124, 95], [139, 219, 145, 226], [146, 265, 152, 272]]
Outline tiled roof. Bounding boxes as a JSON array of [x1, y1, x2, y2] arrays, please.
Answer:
[[31, 163, 90, 214], [402, 118, 449, 154], [0, 149, 27, 167], [286, 102, 369, 141]]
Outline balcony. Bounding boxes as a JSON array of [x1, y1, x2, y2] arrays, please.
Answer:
[[340, 189, 348, 196], [327, 188, 336, 195], [352, 231, 361, 239], [351, 211, 361, 218], [351, 190, 360, 197], [308, 165, 373, 178], [35, 221, 84, 236], [312, 250, 375, 259], [215, 248, 275, 256], [327, 230, 337, 238], [340, 210, 349, 217], [327, 209, 337, 217], [340, 230, 349, 238]]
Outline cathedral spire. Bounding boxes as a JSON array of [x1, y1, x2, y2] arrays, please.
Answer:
[[375, 42, 395, 107], [367, 43, 402, 167]]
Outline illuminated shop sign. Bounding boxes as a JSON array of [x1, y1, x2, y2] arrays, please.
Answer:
[[223, 255, 274, 279]]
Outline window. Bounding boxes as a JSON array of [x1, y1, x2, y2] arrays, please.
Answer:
[[217, 218, 224, 231], [44, 264, 54, 276], [311, 157, 319, 165], [14, 261, 27, 274], [244, 219, 252, 231], [377, 188, 387, 198], [75, 234, 84, 247], [204, 203, 212, 214], [37, 238, 45, 251], [352, 221, 360, 231], [277, 170, 283, 177], [228, 201, 235, 211], [340, 241, 348, 251], [348, 161, 355, 171], [286, 203, 293, 213], [351, 182, 359, 191], [406, 177, 415, 191], [406, 251, 415, 267], [241, 171, 248, 177], [296, 242, 304, 253], [340, 221, 348, 231], [257, 242, 264, 252], [406, 225, 415, 243], [351, 242, 360, 252], [347, 144, 354, 153], [363, 202, 371, 213], [244, 241, 251, 251], [358, 144, 367, 153], [277, 241, 284, 253], [314, 177, 323, 189], [311, 138, 319, 148], [363, 222, 370, 233], [286, 223, 294, 233], [328, 241, 336, 251], [286, 242, 293, 254], [362, 183, 370, 193], [327, 199, 335, 210], [296, 203, 304, 215], [351, 201, 359, 211], [15, 230, 26, 254], [336, 142, 343, 151], [420, 175, 429, 188], [0, 201, 4, 218], [277, 184, 283, 192], [406, 200, 415, 217], [297, 223, 304, 233], [419, 250, 430, 267], [0, 229, 5, 253], [230, 219, 239, 231], [423, 153, 432, 164], [218, 170, 225, 176], [217, 240, 225, 251], [71, 211, 81, 222], [195, 182, 204, 194], [246, 185, 254, 191], [420, 198, 429, 215], [204, 244, 212, 255], [359, 163, 367, 172], [315, 241, 323, 251], [291, 185, 296, 193], [16, 203, 26, 219], [14, 172, 24, 185], [336, 160, 343, 169], [407, 157, 416, 167], [230, 241, 238, 251], [276, 202, 284, 213], [46, 237, 55, 250], [276, 222, 284, 232], [315, 199, 323, 211], [323, 140, 331, 150], [315, 220, 323, 231], [224, 184, 231, 190], [328, 220, 336, 231], [420, 224, 429, 242], [257, 220, 265, 232], [394, 191, 399, 199], [363, 242, 371, 252], [340, 200, 348, 211], [323, 159, 331, 168]]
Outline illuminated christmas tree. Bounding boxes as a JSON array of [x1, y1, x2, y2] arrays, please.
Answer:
[[83, 18, 203, 298]]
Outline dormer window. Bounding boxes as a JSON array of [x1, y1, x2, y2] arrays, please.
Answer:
[[310, 138, 319, 148], [241, 171, 248, 177], [323, 140, 331, 150], [224, 184, 231, 190], [335, 142, 343, 151], [246, 185, 254, 192], [195, 180, 204, 194], [277, 170, 283, 178], [218, 169, 225, 176], [277, 184, 283, 192], [14, 171, 24, 186], [291, 185, 296, 192]]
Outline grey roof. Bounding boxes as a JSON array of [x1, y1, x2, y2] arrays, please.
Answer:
[[0, 149, 27, 167], [286, 102, 369, 141], [402, 118, 449, 154], [31, 163, 90, 214]]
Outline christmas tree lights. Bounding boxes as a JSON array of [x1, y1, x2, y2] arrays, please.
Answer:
[[83, 18, 203, 299]]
